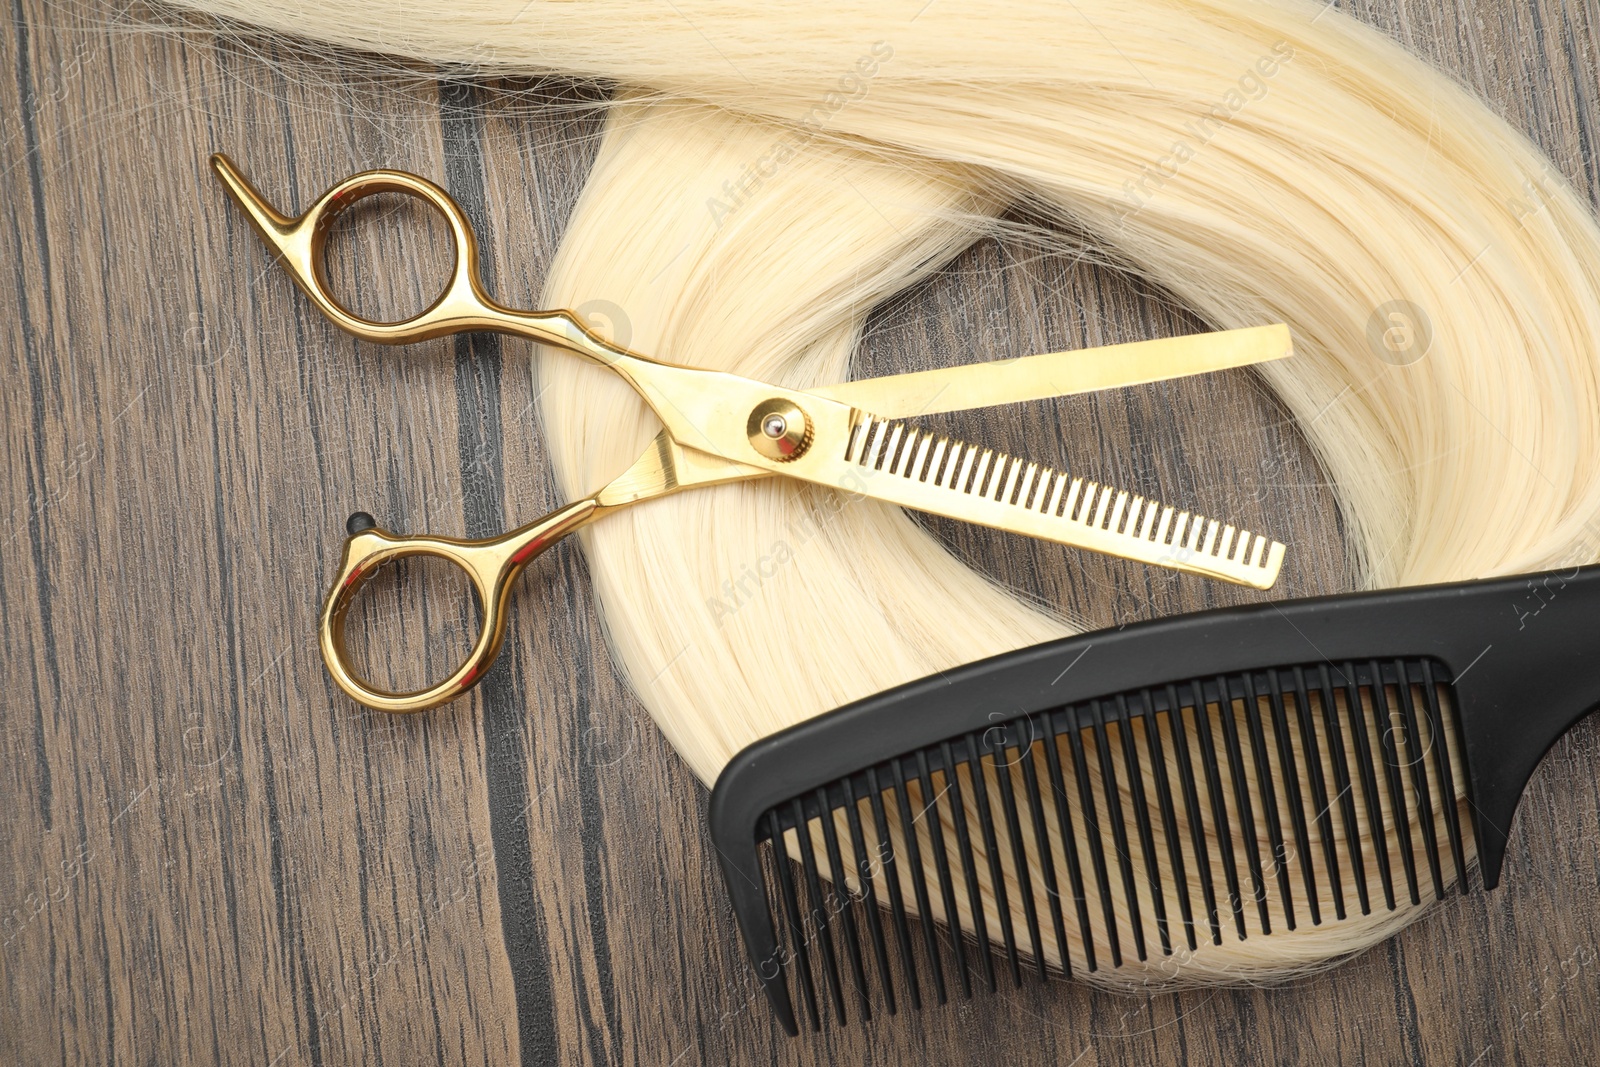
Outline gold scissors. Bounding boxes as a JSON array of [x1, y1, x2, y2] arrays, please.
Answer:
[[210, 154, 1292, 714]]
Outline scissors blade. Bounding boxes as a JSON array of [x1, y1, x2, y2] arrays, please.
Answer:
[[809, 324, 1291, 418], [594, 323, 1293, 513]]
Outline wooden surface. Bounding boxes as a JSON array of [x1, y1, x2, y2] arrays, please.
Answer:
[[2, 1, 1598, 1064]]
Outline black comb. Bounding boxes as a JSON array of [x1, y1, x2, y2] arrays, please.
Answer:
[[708, 564, 1600, 1034]]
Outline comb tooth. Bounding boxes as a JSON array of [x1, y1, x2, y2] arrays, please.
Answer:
[[1088, 698, 1146, 960], [909, 432, 935, 481], [887, 427, 914, 475], [881, 423, 908, 473], [953, 442, 979, 493], [1016, 718, 1072, 978], [963, 732, 1022, 985], [1044, 470, 1067, 516], [845, 419, 864, 463], [940, 740, 998, 992], [1016, 462, 1039, 508], [1340, 662, 1395, 910], [1241, 673, 1295, 930], [792, 798, 847, 1023], [923, 436, 948, 484], [1315, 665, 1368, 914], [891, 759, 948, 1004], [1136, 499, 1159, 540], [1091, 485, 1114, 529], [1113, 495, 1139, 537], [1134, 692, 1190, 954], [1065, 719, 1121, 966], [1162, 683, 1215, 948], [769, 811, 822, 1031], [1115, 695, 1171, 956], [1217, 525, 1236, 561], [1388, 659, 1452, 902], [996, 456, 1022, 504], [1290, 667, 1345, 921], [1166, 511, 1190, 555], [989, 731, 1047, 978], [1060, 477, 1084, 521], [864, 767, 921, 1009], [856, 418, 879, 468], [1214, 676, 1271, 935], [1041, 720, 1095, 972], [914, 749, 971, 998], [1153, 505, 1175, 546], [1189, 680, 1246, 940], [1262, 672, 1315, 926], [840, 776, 897, 1014], [864, 415, 889, 467], [1368, 660, 1421, 906], [1390, 659, 1445, 901], [1419, 662, 1472, 892], [943, 441, 968, 491], [815, 787, 872, 1020], [992, 454, 1016, 502], [968, 449, 993, 497]]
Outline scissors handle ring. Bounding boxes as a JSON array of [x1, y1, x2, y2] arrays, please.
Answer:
[[210, 153, 524, 345], [319, 498, 600, 713]]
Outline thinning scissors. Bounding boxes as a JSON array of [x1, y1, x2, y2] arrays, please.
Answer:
[[210, 154, 1292, 713]]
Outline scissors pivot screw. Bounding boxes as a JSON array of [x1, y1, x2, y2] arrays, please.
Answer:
[[747, 398, 813, 462]]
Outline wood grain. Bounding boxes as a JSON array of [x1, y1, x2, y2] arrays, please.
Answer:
[[2, 1, 1597, 1064]]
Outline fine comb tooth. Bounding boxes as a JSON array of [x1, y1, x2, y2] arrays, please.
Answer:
[[1190, 680, 1248, 940], [840, 776, 897, 1013], [1087, 699, 1146, 960], [1041, 718, 1096, 970], [1340, 662, 1395, 910], [1242, 673, 1297, 930], [1268, 671, 1319, 924], [768, 811, 822, 1031], [1214, 676, 1271, 935], [1015, 718, 1072, 978], [791, 799, 847, 1024], [1418, 662, 1473, 892], [1367, 660, 1422, 906], [842, 413, 1284, 589], [1391, 660, 1446, 901], [890, 760, 947, 1004], [939, 739, 998, 993], [1065, 711, 1121, 966], [864, 767, 921, 1010], [913, 749, 972, 997], [814, 786, 872, 1020], [964, 732, 1023, 985], [1165, 682, 1221, 946], [1290, 667, 1345, 920], [1139, 688, 1198, 954], [1316, 664, 1369, 915], [990, 733, 1048, 978], [1114, 694, 1172, 956]]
